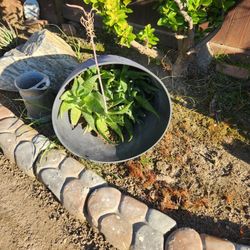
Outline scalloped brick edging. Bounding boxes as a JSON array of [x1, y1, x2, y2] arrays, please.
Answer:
[[0, 104, 249, 250]]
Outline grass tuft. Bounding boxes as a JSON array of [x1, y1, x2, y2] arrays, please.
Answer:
[[0, 22, 17, 51]]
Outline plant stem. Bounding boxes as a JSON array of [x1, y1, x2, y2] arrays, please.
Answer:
[[66, 4, 108, 113], [90, 36, 108, 113]]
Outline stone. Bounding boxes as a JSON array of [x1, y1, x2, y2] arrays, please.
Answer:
[[0, 117, 24, 133], [59, 157, 84, 178], [87, 187, 121, 227], [100, 213, 133, 250], [236, 244, 250, 250], [132, 223, 164, 250], [0, 132, 16, 161], [200, 234, 235, 250], [119, 195, 148, 224], [0, 29, 79, 92], [62, 178, 90, 221], [15, 141, 35, 177], [165, 228, 202, 250], [146, 208, 176, 234], [0, 106, 15, 120], [39, 168, 65, 201], [35, 149, 67, 175], [79, 169, 106, 189]]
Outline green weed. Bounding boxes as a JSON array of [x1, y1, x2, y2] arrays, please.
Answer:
[[0, 22, 17, 51]]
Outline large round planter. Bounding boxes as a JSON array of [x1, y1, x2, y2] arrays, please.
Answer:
[[52, 55, 172, 163]]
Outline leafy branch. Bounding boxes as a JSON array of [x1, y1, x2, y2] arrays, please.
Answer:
[[82, 0, 172, 68]]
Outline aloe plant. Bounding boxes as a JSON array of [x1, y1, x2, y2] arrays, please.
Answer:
[[59, 65, 159, 143], [0, 22, 17, 51]]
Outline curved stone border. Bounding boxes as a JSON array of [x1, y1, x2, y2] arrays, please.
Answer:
[[0, 104, 249, 250]]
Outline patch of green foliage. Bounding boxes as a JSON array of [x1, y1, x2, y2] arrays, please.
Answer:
[[0, 22, 17, 51], [59, 66, 159, 143], [157, 0, 235, 32], [83, 0, 235, 48], [83, 0, 159, 48]]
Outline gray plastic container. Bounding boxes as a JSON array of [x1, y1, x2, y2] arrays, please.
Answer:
[[15, 71, 54, 122], [52, 55, 172, 163]]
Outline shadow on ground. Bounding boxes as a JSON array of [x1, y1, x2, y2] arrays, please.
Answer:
[[166, 209, 250, 245]]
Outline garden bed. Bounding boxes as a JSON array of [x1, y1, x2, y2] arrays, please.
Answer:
[[0, 19, 249, 248]]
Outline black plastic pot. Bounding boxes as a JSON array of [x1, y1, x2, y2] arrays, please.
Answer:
[[15, 71, 54, 122], [52, 55, 172, 163]]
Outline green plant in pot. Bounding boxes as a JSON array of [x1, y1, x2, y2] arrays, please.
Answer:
[[52, 5, 171, 162], [59, 65, 159, 144]]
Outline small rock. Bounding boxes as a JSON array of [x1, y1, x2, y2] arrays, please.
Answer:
[[87, 187, 121, 227], [0, 106, 15, 120], [146, 208, 176, 234], [132, 223, 164, 250], [100, 213, 133, 250], [119, 195, 148, 224], [165, 228, 202, 250], [59, 157, 84, 178], [39, 168, 66, 201], [200, 234, 235, 250]]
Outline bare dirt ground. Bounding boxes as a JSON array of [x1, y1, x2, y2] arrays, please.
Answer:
[[0, 154, 114, 250]]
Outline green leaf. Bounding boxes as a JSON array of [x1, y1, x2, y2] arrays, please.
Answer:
[[70, 107, 81, 126], [96, 117, 112, 143], [222, 0, 235, 11], [123, 0, 131, 6], [72, 77, 80, 95], [108, 101, 133, 115], [60, 90, 72, 101], [201, 0, 213, 7], [135, 95, 159, 118], [106, 120, 124, 142], [137, 24, 159, 48], [82, 111, 97, 132], [124, 117, 133, 141], [59, 101, 73, 118], [81, 74, 99, 94], [109, 115, 125, 126], [84, 92, 105, 114]]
